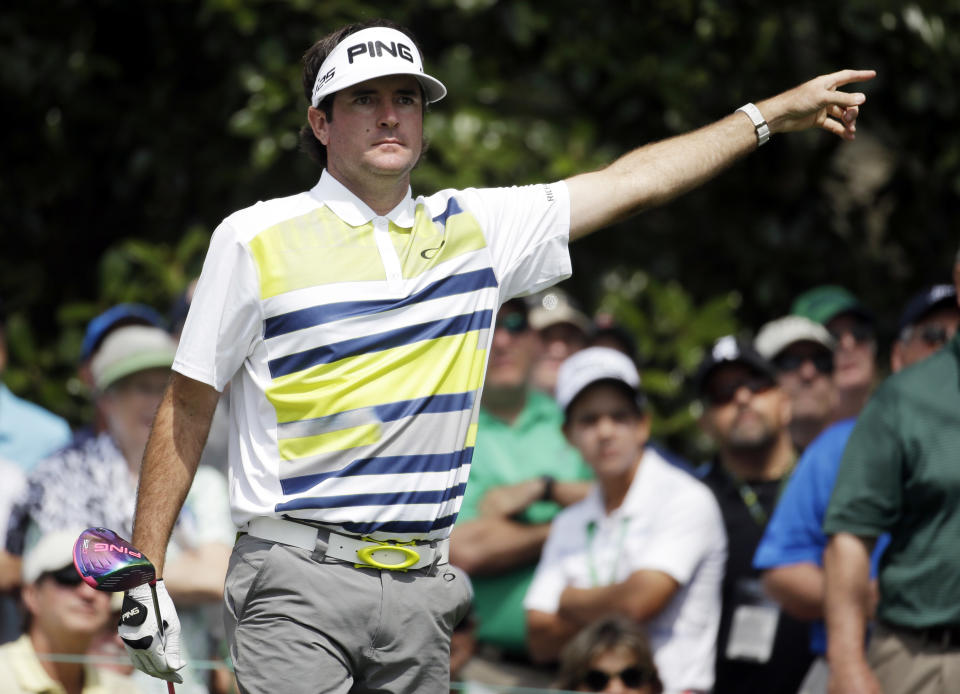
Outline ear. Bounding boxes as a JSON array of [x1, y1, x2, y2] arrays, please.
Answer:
[[308, 106, 330, 145], [890, 341, 905, 374], [635, 411, 652, 444], [22, 582, 39, 617]]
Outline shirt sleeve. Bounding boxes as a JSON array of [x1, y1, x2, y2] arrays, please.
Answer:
[[823, 388, 903, 538], [457, 182, 572, 301], [173, 221, 263, 392]]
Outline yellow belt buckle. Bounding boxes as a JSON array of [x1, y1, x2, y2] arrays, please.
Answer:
[[354, 537, 421, 571]]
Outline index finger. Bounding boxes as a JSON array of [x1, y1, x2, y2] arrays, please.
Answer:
[[824, 69, 877, 89]]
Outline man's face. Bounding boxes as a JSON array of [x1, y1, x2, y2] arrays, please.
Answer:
[[826, 313, 877, 392], [485, 305, 540, 391], [24, 566, 112, 641], [564, 382, 650, 481], [772, 341, 838, 422], [893, 305, 960, 371], [101, 368, 168, 463], [701, 364, 788, 452], [311, 74, 424, 186]]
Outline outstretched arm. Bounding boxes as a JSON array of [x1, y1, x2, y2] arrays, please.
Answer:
[[568, 69, 876, 239], [132, 372, 220, 575]]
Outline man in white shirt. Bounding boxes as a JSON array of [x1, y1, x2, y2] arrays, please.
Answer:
[[121, 16, 873, 693], [525, 347, 726, 694]]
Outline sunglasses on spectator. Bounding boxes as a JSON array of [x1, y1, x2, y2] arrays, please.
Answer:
[[902, 324, 951, 348], [582, 665, 654, 691], [829, 322, 874, 345], [43, 565, 85, 588], [495, 312, 528, 334], [704, 375, 775, 406], [773, 352, 833, 375]]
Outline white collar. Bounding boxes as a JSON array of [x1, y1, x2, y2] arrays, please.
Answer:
[[310, 170, 417, 228]]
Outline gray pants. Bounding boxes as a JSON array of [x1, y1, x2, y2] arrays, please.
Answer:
[[224, 533, 472, 694]]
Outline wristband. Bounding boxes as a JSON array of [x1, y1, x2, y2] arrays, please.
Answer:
[[540, 475, 556, 502], [736, 102, 770, 146]]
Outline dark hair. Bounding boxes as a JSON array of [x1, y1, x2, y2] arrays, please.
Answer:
[[299, 19, 428, 168], [555, 617, 664, 693]]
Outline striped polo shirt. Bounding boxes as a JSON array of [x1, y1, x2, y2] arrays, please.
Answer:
[[175, 171, 571, 541]]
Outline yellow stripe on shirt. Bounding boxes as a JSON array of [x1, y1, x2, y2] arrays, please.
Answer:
[[267, 331, 488, 424], [249, 208, 383, 299]]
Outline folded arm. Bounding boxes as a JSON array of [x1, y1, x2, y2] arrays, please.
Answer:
[[526, 569, 678, 663], [763, 562, 826, 621]]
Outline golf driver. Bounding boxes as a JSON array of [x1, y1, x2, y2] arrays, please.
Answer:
[[73, 526, 176, 694]]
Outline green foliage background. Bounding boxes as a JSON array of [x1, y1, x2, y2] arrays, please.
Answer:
[[2, 0, 958, 457]]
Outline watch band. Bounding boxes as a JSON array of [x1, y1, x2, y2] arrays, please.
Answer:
[[540, 475, 556, 502], [736, 102, 770, 146]]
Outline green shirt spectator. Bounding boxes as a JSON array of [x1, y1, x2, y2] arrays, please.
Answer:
[[824, 333, 960, 628], [457, 389, 593, 652]]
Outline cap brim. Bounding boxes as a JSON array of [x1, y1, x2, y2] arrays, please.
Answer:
[[96, 351, 174, 391]]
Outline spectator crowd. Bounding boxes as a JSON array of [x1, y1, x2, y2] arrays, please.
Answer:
[[1, 252, 958, 693]]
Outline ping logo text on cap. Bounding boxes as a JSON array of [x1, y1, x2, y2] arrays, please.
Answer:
[[346, 40, 415, 65]]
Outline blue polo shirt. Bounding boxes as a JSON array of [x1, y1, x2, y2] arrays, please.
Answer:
[[0, 384, 71, 471], [753, 419, 887, 653]]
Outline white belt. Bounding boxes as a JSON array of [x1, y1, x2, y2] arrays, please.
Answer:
[[245, 517, 449, 572]]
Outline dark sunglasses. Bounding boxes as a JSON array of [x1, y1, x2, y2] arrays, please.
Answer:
[[44, 565, 85, 588], [829, 322, 874, 345], [582, 665, 653, 691], [495, 312, 528, 335], [773, 352, 833, 375], [913, 324, 950, 348], [705, 375, 775, 407]]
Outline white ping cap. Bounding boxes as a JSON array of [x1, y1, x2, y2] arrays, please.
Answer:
[[311, 26, 447, 108], [555, 347, 642, 412]]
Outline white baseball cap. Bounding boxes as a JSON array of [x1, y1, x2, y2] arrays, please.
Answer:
[[22, 527, 85, 585], [90, 324, 177, 392], [754, 315, 835, 360], [311, 26, 447, 108], [555, 346, 642, 412]]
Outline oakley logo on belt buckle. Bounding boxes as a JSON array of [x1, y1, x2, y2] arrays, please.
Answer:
[[355, 538, 421, 571]]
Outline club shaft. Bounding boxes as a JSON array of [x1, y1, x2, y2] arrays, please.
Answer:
[[149, 581, 176, 694]]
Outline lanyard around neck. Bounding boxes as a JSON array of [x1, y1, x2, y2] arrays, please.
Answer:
[[585, 516, 630, 587], [724, 456, 796, 528]]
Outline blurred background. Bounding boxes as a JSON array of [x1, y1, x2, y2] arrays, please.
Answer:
[[2, 0, 958, 459]]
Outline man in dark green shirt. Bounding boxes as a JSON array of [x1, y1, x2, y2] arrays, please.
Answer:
[[824, 253, 960, 694]]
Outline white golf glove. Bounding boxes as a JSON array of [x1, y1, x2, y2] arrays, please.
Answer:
[[118, 580, 185, 684]]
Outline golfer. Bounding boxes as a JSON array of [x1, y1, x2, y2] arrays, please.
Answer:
[[120, 17, 874, 694]]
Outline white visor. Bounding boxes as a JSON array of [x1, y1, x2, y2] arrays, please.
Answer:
[[311, 26, 447, 107]]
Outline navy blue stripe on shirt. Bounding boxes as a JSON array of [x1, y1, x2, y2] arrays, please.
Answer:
[[279, 449, 472, 495], [264, 268, 498, 338], [431, 197, 464, 226], [275, 484, 466, 514], [374, 391, 475, 423], [328, 512, 460, 536], [269, 310, 492, 378]]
